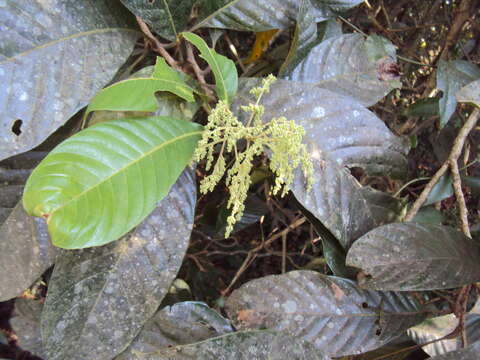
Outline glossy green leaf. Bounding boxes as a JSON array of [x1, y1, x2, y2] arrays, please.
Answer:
[[456, 79, 480, 107], [23, 116, 202, 249], [437, 60, 480, 127], [346, 222, 480, 290], [285, 34, 401, 106], [195, 0, 362, 31], [429, 341, 480, 360], [0, 0, 139, 161], [181, 32, 237, 104], [0, 202, 57, 302], [226, 270, 425, 357], [116, 301, 233, 359], [135, 330, 329, 360], [120, 0, 196, 41], [41, 169, 196, 360], [85, 58, 195, 118]]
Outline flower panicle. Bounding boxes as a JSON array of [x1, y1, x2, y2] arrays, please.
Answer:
[[193, 75, 314, 238]]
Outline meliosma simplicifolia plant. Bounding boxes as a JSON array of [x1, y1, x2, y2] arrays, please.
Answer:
[[194, 75, 314, 237]]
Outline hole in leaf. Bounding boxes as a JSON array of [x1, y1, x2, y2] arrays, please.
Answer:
[[148, 0, 155, 3], [361, 302, 369, 309], [11, 119, 23, 136], [375, 328, 382, 336]]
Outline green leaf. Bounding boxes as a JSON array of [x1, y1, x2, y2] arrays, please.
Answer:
[[195, 0, 362, 31], [285, 34, 401, 106], [403, 97, 440, 117], [41, 169, 196, 360], [457, 79, 480, 107], [116, 301, 233, 359], [0, 0, 139, 161], [424, 173, 453, 206], [120, 0, 196, 41], [226, 270, 425, 357], [412, 206, 445, 225], [0, 202, 57, 302], [10, 299, 45, 358], [133, 330, 329, 360], [181, 32, 238, 104], [85, 58, 195, 117], [437, 60, 480, 127], [429, 341, 480, 360], [346, 222, 480, 290], [23, 116, 202, 249]]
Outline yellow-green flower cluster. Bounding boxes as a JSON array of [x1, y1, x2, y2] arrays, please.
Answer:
[[193, 75, 314, 237]]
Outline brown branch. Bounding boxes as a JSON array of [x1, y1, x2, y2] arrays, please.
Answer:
[[450, 160, 471, 237], [135, 16, 180, 70], [404, 108, 480, 224], [185, 41, 215, 99]]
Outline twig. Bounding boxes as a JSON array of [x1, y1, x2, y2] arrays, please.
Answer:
[[404, 108, 480, 224], [135, 16, 180, 70], [185, 41, 215, 99], [450, 160, 471, 237], [281, 232, 287, 274]]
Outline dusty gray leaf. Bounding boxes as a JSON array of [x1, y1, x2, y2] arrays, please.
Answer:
[[360, 187, 405, 227], [234, 78, 409, 178], [0, 184, 23, 208], [293, 158, 375, 250], [226, 270, 425, 357], [116, 301, 233, 359], [456, 79, 480, 107], [0, 202, 56, 302], [408, 313, 480, 357], [136, 330, 330, 360], [10, 298, 45, 358], [346, 222, 480, 291], [285, 34, 401, 106], [428, 341, 480, 360], [0, 0, 139, 161], [41, 169, 196, 360], [195, 0, 361, 32], [120, 0, 196, 41], [437, 60, 480, 127]]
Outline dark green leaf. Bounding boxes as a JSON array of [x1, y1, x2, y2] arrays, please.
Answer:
[[195, 0, 362, 31], [403, 97, 440, 117], [85, 58, 195, 117], [360, 187, 405, 227], [23, 117, 202, 249], [41, 169, 196, 360], [292, 158, 375, 250], [456, 79, 480, 107], [346, 222, 480, 290], [0, 202, 57, 302], [120, 0, 196, 40], [437, 60, 480, 127], [226, 270, 425, 357], [135, 330, 329, 360], [429, 341, 480, 360], [10, 299, 45, 358], [0, 0, 139, 161], [424, 173, 453, 206], [181, 32, 237, 104], [116, 301, 233, 359], [285, 34, 401, 106], [412, 206, 445, 225]]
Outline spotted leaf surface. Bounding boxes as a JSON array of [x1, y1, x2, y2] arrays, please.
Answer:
[[0, 0, 139, 161], [136, 331, 329, 360], [346, 222, 480, 291], [195, 0, 362, 31], [226, 271, 425, 357], [285, 34, 401, 106], [116, 301, 233, 359], [0, 202, 57, 302], [41, 170, 196, 360], [23, 116, 202, 249]]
